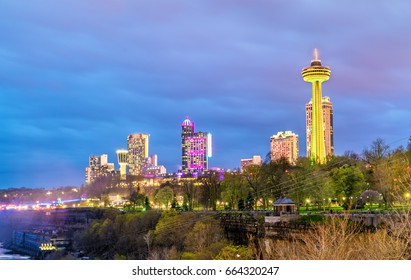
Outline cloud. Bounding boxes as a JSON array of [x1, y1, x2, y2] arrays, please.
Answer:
[[1, 0, 411, 188]]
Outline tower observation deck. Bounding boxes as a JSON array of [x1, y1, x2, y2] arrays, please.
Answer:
[[302, 49, 331, 164]]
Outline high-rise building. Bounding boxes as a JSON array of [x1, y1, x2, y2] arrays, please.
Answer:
[[150, 154, 158, 167], [240, 155, 262, 172], [127, 133, 149, 176], [145, 165, 167, 177], [116, 149, 128, 180], [270, 131, 299, 164], [302, 48, 331, 164], [85, 154, 115, 184], [181, 117, 212, 174], [306, 96, 334, 159]]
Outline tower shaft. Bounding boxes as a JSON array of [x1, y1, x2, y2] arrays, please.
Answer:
[[311, 81, 326, 164]]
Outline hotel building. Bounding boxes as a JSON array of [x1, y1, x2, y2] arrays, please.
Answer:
[[181, 117, 212, 174], [85, 154, 115, 184], [240, 155, 262, 172], [270, 131, 299, 164], [127, 133, 149, 176]]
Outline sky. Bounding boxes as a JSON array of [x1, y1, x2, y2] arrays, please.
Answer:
[[1, 0, 411, 189]]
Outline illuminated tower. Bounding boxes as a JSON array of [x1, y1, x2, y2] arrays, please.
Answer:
[[306, 96, 334, 158], [302, 49, 331, 164], [181, 117, 212, 174], [116, 149, 128, 180], [127, 133, 149, 176]]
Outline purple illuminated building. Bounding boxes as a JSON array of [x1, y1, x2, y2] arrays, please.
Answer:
[[181, 117, 212, 174]]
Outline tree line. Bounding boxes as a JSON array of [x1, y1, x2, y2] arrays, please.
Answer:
[[84, 137, 411, 212]]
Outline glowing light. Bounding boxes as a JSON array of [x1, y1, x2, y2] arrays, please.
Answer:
[[207, 133, 212, 157], [182, 116, 194, 126], [302, 48, 331, 164]]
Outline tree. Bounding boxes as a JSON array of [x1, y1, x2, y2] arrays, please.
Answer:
[[155, 186, 174, 209], [128, 189, 146, 210], [181, 180, 197, 210], [366, 147, 409, 208], [360, 189, 382, 206], [199, 171, 222, 210], [144, 196, 151, 210], [363, 138, 390, 163], [259, 157, 292, 208], [238, 199, 245, 210], [331, 164, 366, 209], [184, 216, 225, 253], [183, 216, 228, 259], [153, 212, 199, 253], [243, 165, 263, 209], [170, 196, 178, 209], [245, 192, 254, 210], [220, 172, 248, 210]]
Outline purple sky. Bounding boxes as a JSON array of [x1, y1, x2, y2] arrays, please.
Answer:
[[1, 1, 410, 189]]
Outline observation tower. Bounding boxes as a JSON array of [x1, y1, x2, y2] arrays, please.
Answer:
[[302, 49, 331, 164], [116, 149, 128, 180]]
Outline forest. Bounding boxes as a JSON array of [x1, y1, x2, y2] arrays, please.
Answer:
[[63, 137, 411, 260], [85, 138, 411, 213]]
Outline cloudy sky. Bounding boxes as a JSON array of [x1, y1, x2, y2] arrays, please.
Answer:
[[1, 0, 410, 189]]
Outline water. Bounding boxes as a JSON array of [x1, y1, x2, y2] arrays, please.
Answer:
[[0, 242, 30, 260]]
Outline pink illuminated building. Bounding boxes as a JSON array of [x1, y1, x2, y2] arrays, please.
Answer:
[[270, 131, 299, 165], [181, 117, 212, 174]]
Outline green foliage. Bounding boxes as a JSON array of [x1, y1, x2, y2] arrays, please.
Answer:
[[214, 245, 255, 260], [179, 180, 196, 211], [182, 215, 228, 259], [144, 196, 151, 210], [114, 254, 127, 260], [184, 216, 225, 252], [127, 189, 147, 210], [259, 158, 292, 205], [199, 171, 222, 210], [245, 192, 254, 210], [153, 211, 199, 250], [331, 164, 366, 209], [73, 210, 162, 260], [152, 213, 229, 260], [237, 199, 245, 210], [180, 252, 197, 260], [155, 186, 174, 209], [220, 172, 248, 210]]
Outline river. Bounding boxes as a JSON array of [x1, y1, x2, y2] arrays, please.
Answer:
[[0, 242, 31, 260]]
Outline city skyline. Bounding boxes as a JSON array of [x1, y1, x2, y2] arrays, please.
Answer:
[[1, 1, 411, 188]]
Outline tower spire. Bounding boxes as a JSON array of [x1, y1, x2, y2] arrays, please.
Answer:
[[314, 48, 319, 61]]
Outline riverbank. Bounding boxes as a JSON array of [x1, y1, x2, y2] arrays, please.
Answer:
[[0, 242, 31, 260]]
